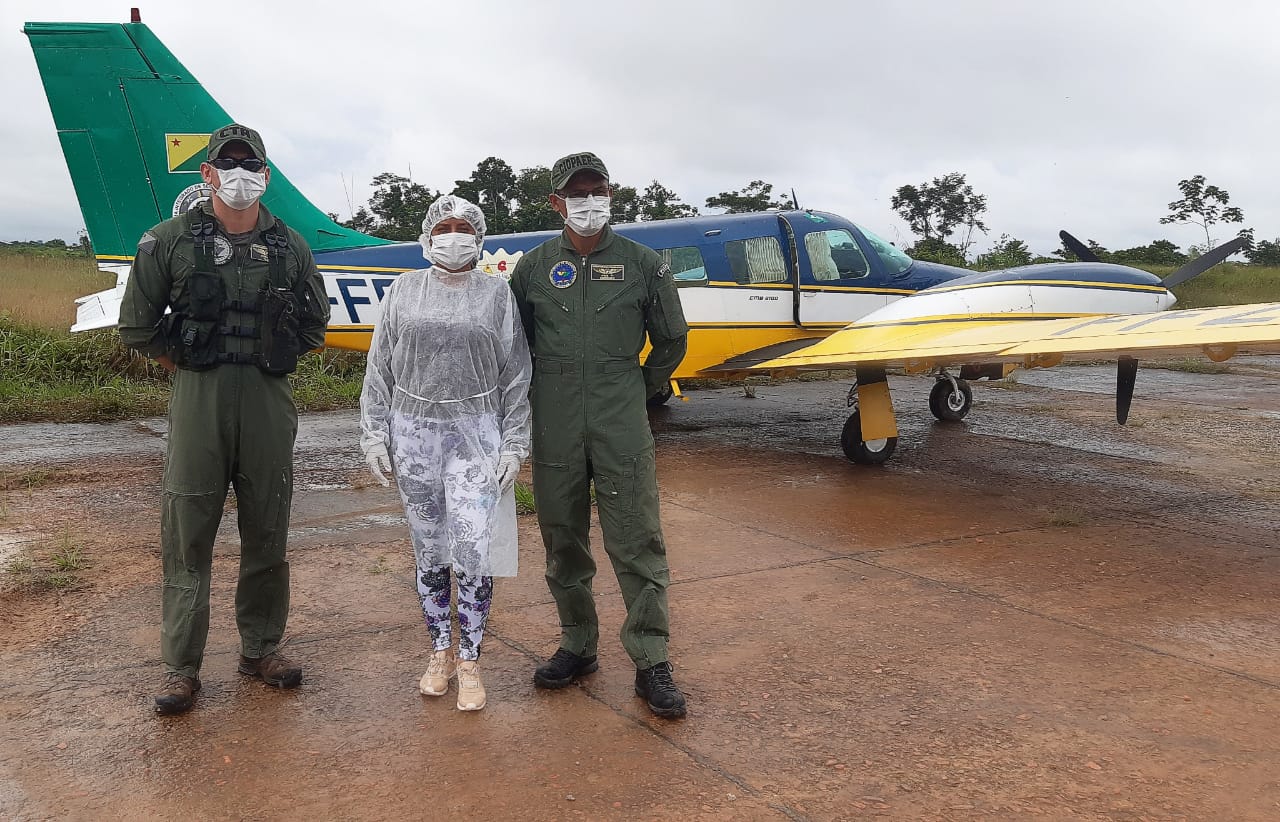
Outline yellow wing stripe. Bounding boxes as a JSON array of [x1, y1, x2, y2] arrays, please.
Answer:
[[926, 279, 1168, 294], [757, 303, 1280, 370], [705, 281, 915, 295]]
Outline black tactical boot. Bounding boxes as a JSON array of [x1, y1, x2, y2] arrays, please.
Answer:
[[635, 661, 686, 719], [154, 672, 201, 715], [534, 649, 599, 689]]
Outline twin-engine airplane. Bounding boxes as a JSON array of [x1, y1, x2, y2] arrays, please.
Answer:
[[25, 15, 1280, 464]]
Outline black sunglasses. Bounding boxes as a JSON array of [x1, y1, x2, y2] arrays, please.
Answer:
[[210, 157, 266, 172]]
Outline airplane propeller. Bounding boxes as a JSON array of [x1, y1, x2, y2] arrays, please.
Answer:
[[1057, 230, 1250, 424], [1057, 230, 1249, 289]]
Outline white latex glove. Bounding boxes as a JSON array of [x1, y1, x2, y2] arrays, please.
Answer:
[[496, 454, 521, 492], [366, 443, 392, 487]]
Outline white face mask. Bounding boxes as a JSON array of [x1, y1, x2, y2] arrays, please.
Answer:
[[421, 231, 481, 271], [562, 194, 610, 236], [213, 166, 267, 210]]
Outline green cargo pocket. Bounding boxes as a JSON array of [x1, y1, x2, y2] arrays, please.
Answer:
[[594, 457, 638, 535]]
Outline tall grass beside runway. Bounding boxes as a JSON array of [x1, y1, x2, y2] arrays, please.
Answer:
[[0, 314, 368, 423], [1, 250, 366, 423], [0, 252, 112, 329], [1167, 263, 1280, 309]]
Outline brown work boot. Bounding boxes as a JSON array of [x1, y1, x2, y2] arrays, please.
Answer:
[[238, 651, 302, 688], [154, 672, 200, 715]]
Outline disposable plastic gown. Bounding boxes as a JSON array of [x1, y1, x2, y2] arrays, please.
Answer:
[[359, 268, 532, 577]]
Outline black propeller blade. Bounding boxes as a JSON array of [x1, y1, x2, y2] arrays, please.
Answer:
[[1058, 230, 1100, 263], [1116, 356, 1138, 424], [1161, 235, 1250, 289]]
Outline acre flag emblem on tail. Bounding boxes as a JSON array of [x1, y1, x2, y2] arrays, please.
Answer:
[[165, 134, 209, 173]]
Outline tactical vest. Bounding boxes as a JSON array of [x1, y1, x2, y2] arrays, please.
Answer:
[[166, 209, 304, 375]]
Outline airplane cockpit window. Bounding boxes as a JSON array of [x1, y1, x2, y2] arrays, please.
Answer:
[[725, 236, 788, 285], [805, 229, 869, 280], [855, 224, 914, 277], [660, 246, 708, 286]]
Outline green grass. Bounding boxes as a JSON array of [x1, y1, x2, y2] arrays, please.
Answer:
[[49, 535, 87, 572], [514, 481, 536, 514], [2, 533, 89, 593], [0, 251, 113, 329], [1168, 263, 1280, 308], [0, 315, 365, 423]]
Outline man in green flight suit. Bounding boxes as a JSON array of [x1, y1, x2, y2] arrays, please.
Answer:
[[511, 152, 689, 718], [117, 123, 329, 715]]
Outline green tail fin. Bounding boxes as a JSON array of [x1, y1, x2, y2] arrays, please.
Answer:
[[24, 20, 388, 258]]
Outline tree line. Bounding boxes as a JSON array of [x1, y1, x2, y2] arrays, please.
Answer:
[[330, 157, 794, 241], [338, 156, 1275, 269], [890, 172, 1276, 269]]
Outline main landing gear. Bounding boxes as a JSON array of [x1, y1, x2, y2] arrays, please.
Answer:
[[838, 368, 974, 465], [839, 368, 898, 465], [840, 409, 897, 464]]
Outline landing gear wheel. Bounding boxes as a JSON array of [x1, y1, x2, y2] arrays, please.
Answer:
[[647, 383, 674, 407], [840, 409, 897, 465], [929, 378, 972, 422]]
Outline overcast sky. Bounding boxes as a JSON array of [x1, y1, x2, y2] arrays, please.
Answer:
[[3, 0, 1278, 258]]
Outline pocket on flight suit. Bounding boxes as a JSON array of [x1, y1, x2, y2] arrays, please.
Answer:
[[594, 455, 638, 537]]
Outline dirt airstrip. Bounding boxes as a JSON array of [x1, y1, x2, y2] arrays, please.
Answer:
[[2, 359, 1279, 821]]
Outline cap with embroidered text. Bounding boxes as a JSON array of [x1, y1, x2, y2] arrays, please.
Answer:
[[206, 123, 266, 161]]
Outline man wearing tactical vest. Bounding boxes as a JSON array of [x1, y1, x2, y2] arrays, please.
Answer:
[[118, 123, 329, 716], [511, 152, 690, 718]]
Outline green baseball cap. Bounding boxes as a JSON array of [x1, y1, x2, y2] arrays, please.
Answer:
[[206, 123, 266, 161], [551, 151, 609, 191]]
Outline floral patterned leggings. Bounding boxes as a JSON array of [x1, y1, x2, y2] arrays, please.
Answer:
[[417, 565, 494, 661]]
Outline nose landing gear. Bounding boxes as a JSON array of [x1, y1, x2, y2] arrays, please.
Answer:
[[928, 373, 972, 422]]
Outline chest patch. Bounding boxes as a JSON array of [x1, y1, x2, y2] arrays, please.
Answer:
[[590, 264, 625, 281], [212, 235, 233, 265], [249, 243, 269, 262], [549, 261, 577, 289]]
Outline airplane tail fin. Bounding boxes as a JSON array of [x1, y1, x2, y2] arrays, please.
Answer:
[[23, 19, 388, 260]]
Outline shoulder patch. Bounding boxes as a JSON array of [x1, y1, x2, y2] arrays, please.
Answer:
[[657, 263, 671, 279], [137, 231, 158, 255]]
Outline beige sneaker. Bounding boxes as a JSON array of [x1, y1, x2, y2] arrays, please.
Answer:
[[456, 660, 486, 711], [419, 650, 454, 697]]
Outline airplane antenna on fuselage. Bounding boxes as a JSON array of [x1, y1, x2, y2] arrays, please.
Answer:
[[131, 8, 141, 23], [791, 187, 800, 210], [341, 171, 356, 220]]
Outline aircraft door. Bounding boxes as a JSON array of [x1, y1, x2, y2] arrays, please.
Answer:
[[719, 226, 798, 351], [794, 226, 891, 326]]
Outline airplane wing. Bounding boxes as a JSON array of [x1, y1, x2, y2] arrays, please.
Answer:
[[754, 303, 1280, 372]]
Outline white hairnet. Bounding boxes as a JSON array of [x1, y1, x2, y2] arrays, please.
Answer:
[[422, 194, 487, 244]]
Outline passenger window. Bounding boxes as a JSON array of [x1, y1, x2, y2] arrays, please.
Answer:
[[660, 246, 708, 286], [724, 236, 788, 285], [805, 230, 869, 280]]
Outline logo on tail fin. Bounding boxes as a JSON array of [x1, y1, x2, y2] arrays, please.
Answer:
[[166, 133, 211, 173], [173, 183, 213, 217]]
